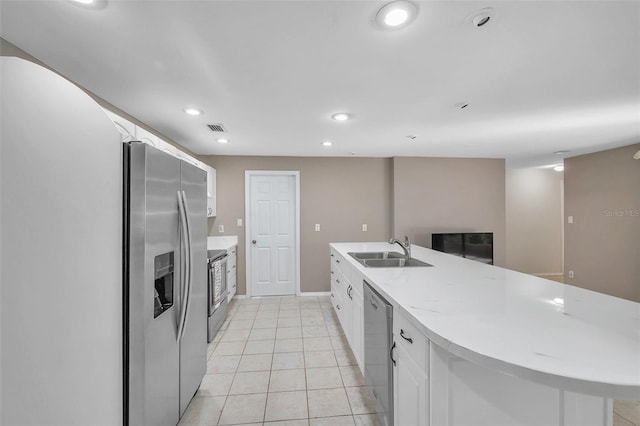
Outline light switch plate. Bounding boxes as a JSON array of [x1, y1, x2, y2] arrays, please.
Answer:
[[362, 224, 368, 231], [568, 216, 573, 224], [315, 224, 320, 232], [218, 224, 224, 233], [237, 218, 243, 227]]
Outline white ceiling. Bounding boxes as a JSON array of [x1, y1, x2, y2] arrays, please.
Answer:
[[1, 0, 639, 167]]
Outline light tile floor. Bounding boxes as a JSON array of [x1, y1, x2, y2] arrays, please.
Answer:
[[181, 295, 640, 426], [179, 296, 381, 426]]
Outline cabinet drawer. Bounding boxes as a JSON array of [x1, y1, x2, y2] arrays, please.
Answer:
[[330, 248, 345, 273], [394, 312, 429, 371]]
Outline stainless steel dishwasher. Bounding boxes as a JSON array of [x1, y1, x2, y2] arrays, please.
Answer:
[[363, 280, 394, 426]]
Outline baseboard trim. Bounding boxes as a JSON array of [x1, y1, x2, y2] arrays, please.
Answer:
[[234, 292, 330, 299], [532, 273, 564, 277], [299, 291, 331, 297]]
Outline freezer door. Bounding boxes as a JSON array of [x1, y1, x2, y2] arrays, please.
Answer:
[[178, 161, 208, 415], [126, 143, 181, 426]]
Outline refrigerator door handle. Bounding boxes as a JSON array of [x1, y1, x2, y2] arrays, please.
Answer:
[[176, 190, 190, 341], [179, 190, 194, 340]]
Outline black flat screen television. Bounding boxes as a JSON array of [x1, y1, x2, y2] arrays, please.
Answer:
[[431, 232, 493, 265]]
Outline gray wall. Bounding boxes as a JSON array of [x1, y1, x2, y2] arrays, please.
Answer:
[[202, 155, 509, 296], [506, 167, 564, 275], [199, 156, 393, 295], [391, 157, 507, 267], [564, 144, 640, 302]]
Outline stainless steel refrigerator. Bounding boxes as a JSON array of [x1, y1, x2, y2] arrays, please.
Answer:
[[124, 142, 207, 425]]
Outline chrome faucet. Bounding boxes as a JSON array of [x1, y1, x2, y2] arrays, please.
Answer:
[[389, 236, 411, 258]]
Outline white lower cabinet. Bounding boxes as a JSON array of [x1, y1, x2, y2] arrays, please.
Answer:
[[227, 245, 237, 299], [330, 248, 365, 373], [394, 310, 430, 426], [394, 342, 429, 426]]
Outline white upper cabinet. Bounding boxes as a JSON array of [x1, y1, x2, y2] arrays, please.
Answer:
[[206, 166, 216, 217], [103, 109, 135, 142], [135, 126, 161, 150], [102, 108, 216, 216]]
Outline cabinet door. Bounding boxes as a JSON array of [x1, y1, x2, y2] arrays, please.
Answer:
[[226, 246, 237, 299], [103, 109, 135, 142], [394, 342, 429, 426], [206, 166, 216, 217], [351, 288, 364, 374]]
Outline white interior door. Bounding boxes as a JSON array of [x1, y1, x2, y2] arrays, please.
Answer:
[[248, 173, 297, 296]]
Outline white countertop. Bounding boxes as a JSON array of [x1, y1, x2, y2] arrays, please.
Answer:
[[331, 242, 640, 399], [207, 236, 238, 251]]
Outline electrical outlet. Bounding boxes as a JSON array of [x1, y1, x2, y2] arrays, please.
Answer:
[[362, 224, 368, 232], [568, 216, 573, 224], [315, 224, 320, 232], [237, 218, 243, 227], [218, 224, 224, 233], [568, 270, 574, 279]]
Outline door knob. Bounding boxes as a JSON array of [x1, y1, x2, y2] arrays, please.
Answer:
[[252, 240, 257, 244]]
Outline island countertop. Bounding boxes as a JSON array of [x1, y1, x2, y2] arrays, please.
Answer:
[[330, 242, 640, 400]]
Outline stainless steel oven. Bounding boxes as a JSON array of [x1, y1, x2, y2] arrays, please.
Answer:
[[207, 250, 228, 342]]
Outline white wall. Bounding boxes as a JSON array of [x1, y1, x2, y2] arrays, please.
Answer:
[[505, 168, 563, 275]]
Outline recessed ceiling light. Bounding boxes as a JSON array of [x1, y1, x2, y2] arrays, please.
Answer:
[[331, 112, 352, 121], [217, 138, 229, 144], [183, 107, 203, 116], [553, 297, 564, 305], [553, 165, 564, 172], [470, 8, 494, 28], [375, 1, 417, 29], [322, 141, 333, 147], [67, 0, 107, 8], [554, 150, 570, 155]]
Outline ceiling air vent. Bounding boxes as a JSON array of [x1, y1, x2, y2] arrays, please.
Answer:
[[206, 123, 226, 133]]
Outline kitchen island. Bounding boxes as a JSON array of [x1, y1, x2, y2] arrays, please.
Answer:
[[330, 242, 640, 426]]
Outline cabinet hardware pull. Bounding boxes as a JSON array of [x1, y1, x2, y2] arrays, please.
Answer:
[[336, 279, 340, 283], [331, 254, 334, 257], [400, 329, 413, 344], [330, 271, 334, 275], [390, 341, 397, 366], [331, 293, 334, 298], [336, 304, 341, 310], [370, 297, 378, 310], [347, 285, 353, 300], [336, 259, 340, 263]]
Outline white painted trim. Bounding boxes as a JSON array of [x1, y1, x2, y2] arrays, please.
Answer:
[[300, 291, 331, 297], [532, 273, 565, 277], [231, 295, 247, 300], [245, 171, 301, 299]]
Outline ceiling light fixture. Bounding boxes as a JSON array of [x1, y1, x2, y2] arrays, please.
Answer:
[[217, 138, 228, 144], [183, 107, 203, 116], [375, 1, 417, 29], [633, 150, 640, 160], [331, 112, 352, 121], [322, 141, 333, 147], [470, 8, 494, 28], [554, 150, 570, 155], [553, 165, 564, 172], [67, 0, 108, 9]]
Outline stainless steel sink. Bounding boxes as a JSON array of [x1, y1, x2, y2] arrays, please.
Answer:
[[348, 252, 433, 268], [348, 251, 406, 260]]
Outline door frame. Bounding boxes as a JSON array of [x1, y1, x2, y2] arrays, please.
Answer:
[[244, 170, 301, 298]]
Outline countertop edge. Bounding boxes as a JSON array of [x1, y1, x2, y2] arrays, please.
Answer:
[[330, 242, 640, 400]]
